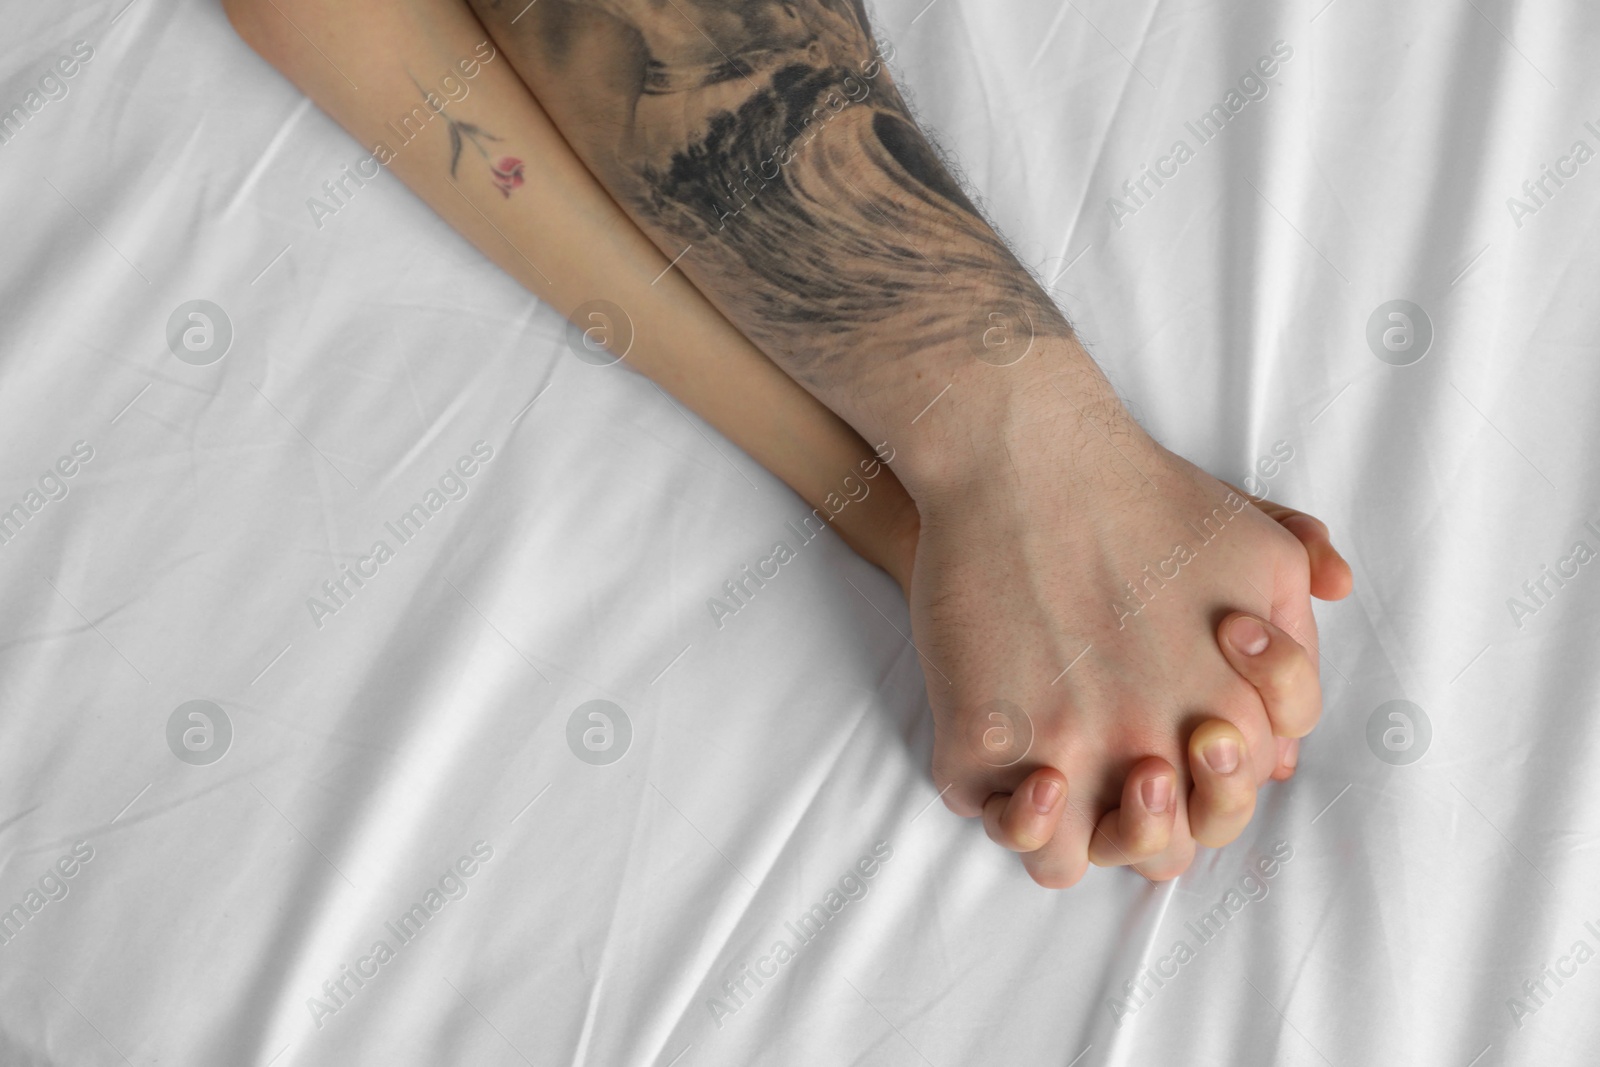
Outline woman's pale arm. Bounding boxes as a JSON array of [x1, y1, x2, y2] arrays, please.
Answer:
[[223, 0, 919, 591]]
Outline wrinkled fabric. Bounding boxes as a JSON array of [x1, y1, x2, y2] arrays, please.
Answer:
[[0, 1, 1596, 1064]]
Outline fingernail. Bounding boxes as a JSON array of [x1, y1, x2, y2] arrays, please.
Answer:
[[1284, 740, 1299, 770], [1141, 775, 1172, 814], [1204, 737, 1241, 775], [1032, 778, 1063, 814], [1229, 617, 1269, 656]]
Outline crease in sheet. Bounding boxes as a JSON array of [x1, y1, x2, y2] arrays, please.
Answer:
[[1100, 877, 1179, 1067], [223, 97, 314, 222]]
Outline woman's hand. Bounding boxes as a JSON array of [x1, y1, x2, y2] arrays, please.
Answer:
[[874, 434, 1351, 885]]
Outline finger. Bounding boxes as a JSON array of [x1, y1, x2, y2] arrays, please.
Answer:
[[1219, 612, 1321, 739], [1020, 785, 1095, 889], [1188, 719, 1256, 849], [981, 767, 1068, 853], [933, 702, 1038, 818], [1277, 512, 1353, 601], [1088, 757, 1177, 867], [1131, 775, 1197, 882], [1271, 736, 1299, 782], [931, 730, 997, 818], [1224, 484, 1353, 602], [938, 775, 987, 819]]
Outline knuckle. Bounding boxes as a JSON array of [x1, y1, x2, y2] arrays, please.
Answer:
[[1200, 795, 1252, 842], [1259, 653, 1307, 699], [1207, 784, 1256, 821], [1138, 847, 1193, 883], [1030, 858, 1087, 890], [1296, 694, 1325, 733], [1194, 825, 1240, 849], [941, 785, 983, 818], [1087, 842, 1120, 867], [930, 758, 990, 818], [1025, 843, 1089, 889], [1123, 819, 1169, 859], [1004, 817, 1047, 853]]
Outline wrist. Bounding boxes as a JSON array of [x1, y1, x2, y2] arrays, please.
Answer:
[[878, 338, 1147, 505], [862, 486, 920, 599]]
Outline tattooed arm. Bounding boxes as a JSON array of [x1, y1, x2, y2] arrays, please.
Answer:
[[471, 0, 1338, 886], [221, 0, 923, 587], [226, 0, 1345, 888], [468, 0, 1101, 484]]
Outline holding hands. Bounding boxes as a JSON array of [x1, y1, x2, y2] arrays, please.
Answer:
[[881, 356, 1352, 887], [227, 0, 1353, 892]]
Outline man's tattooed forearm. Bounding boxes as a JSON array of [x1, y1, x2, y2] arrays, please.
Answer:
[[474, 0, 1068, 377]]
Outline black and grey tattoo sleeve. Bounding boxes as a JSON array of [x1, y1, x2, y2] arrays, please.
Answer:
[[471, 0, 1069, 385]]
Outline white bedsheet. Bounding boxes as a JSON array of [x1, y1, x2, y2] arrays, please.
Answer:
[[2, 0, 1598, 1064]]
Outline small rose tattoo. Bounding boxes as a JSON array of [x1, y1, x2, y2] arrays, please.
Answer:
[[491, 157, 525, 198], [409, 71, 517, 196]]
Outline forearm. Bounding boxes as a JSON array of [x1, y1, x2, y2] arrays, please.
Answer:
[[465, 0, 1130, 496], [223, 0, 918, 587]]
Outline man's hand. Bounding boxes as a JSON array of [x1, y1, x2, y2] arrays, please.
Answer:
[[465, 0, 1354, 886], [909, 371, 1343, 886], [998, 524, 1350, 883]]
